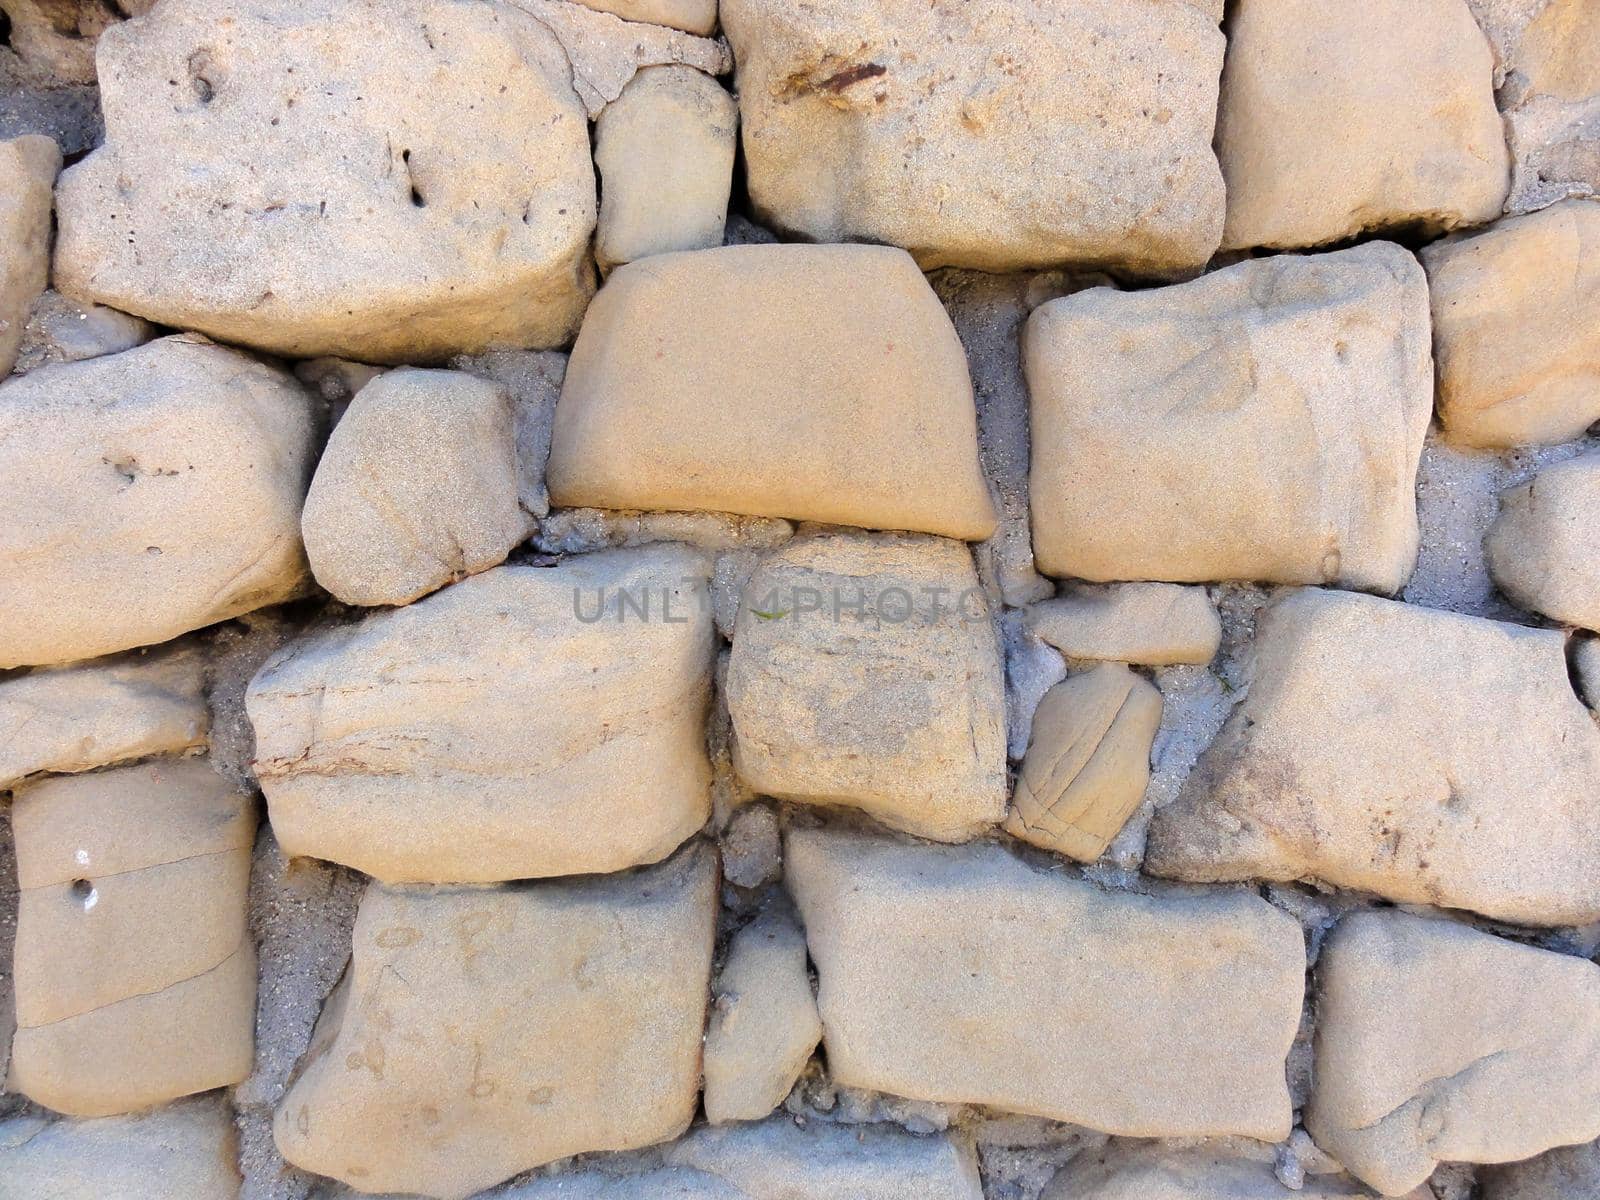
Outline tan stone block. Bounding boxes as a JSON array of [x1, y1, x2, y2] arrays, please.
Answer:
[[1486, 452, 1600, 629], [567, 0, 718, 35], [1025, 584, 1220, 667], [274, 844, 717, 1200], [0, 134, 60, 378], [548, 244, 995, 541], [1043, 1144, 1423, 1200], [9, 760, 256, 1117]]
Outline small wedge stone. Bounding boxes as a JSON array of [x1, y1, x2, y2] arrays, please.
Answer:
[[1026, 584, 1221, 666], [1485, 452, 1600, 629]]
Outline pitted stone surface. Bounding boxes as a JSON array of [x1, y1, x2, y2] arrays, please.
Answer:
[[721, 0, 1225, 274], [0, 134, 60, 378], [9, 759, 256, 1117], [1026, 244, 1432, 591], [786, 828, 1304, 1139], [53, 0, 597, 363], [1308, 912, 1600, 1195], [549, 244, 996, 540], [0, 336, 316, 669], [274, 844, 717, 1200], [1146, 589, 1600, 926], [727, 532, 1007, 842], [248, 546, 715, 883]]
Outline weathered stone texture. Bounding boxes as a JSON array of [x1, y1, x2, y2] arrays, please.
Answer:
[[1486, 452, 1600, 629], [0, 646, 207, 789], [53, 0, 597, 363], [1219, 0, 1509, 249], [786, 828, 1304, 1139], [1026, 583, 1221, 666], [1004, 664, 1161, 862], [549, 244, 996, 540], [0, 336, 316, 669], [0, 1, 152, 85], [301, 367, 528, 607], [1480, 1137, 1600, 1200], [274, 844, 717, 1200], [727, 532, 1007, 842], [1423, 199, 1600, 448], [1146, 589, 1600, 926], [0, 1098, 241, 1200], [9, 759, 256, 1116], [248, 546, 714, 883], [1308, 912, 1600, 1195], [595, 66, 737, 270], [0, 133, 59, 378], [1026, 244, 1433, 591], [1043, 1145, 1419, 1199], [567, 0, 717, 35], [15, 289, 156, 375], [721, 0, 1225, 274], [704, 905, 821, 1125]]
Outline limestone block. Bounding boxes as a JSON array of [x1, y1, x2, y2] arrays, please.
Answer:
[[301, 368, 528, 607], [704, 905, 821, 1124], [595, 66, 737, 270], [1218, 0, 1509, 249], [548, 244, 995, 540], [1026, 243, 1432, 591], [1043, 1145, 1422, 1199], [0, 645, 207, 789], [567, 0, 717, 35], [1145, 589, 1600, 926], [720, 0, 1225, 274], [274, 844, 717, 1200], [9, 759, 256, 1116], [786, 828, 1304, 1139], [0, 134, 60, 377], [1422, 200, 1600, 448], [1307, 911, 1600, 1195], [1486, 453, 1600, 628], [726, 532, 1006, 842], [1480, 1138, 1600, 1200], [664, 1117, 985, 1200], [1577, 636, 1600, 709], [0, 1098, 241, 1200], [248, 547, 714, 883], [1003, 664, 1161, 862], [0, 336, 316, 669], [53, 0, 597, 363], [1026, 583, 1221, 666]]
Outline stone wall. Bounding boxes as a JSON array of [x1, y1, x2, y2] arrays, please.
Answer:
[[1, 1, 1599, 1198]]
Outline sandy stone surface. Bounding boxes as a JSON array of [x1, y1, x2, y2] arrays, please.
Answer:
[[1485, 451, 1600, 629], [1480, 1138, 1600, 1199], [727, 532, 1007, 842], [1026, 243, 1432, 591], [787, 827, 1304, 1140], [566, 0, 717, 35], [722, 0, 1225, 274], [549, 244, 995, 540], [1042, 1144, 1424, 1199], [248, 546, 714, 883], [1146, 588, 1600, 925], [0, 336, 316, 669], [0, 133, 59, 378], [274, 844, 717, 1200], [1026, 584, 1221, 667], [1308, 912, 1600, 1195]]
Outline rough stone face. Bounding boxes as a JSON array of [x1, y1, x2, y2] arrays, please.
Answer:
[[248, 546, 714, 883], [1146, 589, 1600, 926], [567, 0, 717, 35], [1026, 584, 1221, 666], [704, 905, 822, 1124], [1003, 664, 1161, 862], [1480, 1138, 1600, 1200], [274, 844, 717, 1200], [53, 0, 597, 363], [450, 347, 567, 519], [0, 1098, 241, 1199], [1218, 0, 1509, 249], [9, 759, 256, 1117], [1422, 200, 1600, 448], [0, 646, 207, 790], [726, 532, 1006, 842], [549, 244, 996, 540], [1026, 244, 1433, 591], [1577, 636, 1600, 710], [0, 134, 60, 378], [664, 1117, 985, 1200], [786, 828, 1304, 1139], [301, 367, 528, 607], [507, 1169, 748, 1199], [15, 289, 156, 375], [0, 336, 316, 669], [1485, 452, 1600, 629], [720, 0, 1225, 274], [1308, 911, 1600, 1195], [0, 1, 151, 85], [595, 66, 737, 270], [1043, 1145, 1416, 1200]]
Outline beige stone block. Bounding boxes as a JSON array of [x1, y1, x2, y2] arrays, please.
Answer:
[[1025, 584, 1221, 666], [566, 0, 718, 35], [1486, 452, 1600, 629], [0, 134, 60, 378]]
